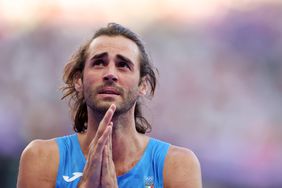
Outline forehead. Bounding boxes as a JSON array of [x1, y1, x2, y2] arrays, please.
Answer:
[[87, 35, 140, 62]]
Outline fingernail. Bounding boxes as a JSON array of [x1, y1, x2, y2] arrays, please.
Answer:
[[111, 103, 116, 110]]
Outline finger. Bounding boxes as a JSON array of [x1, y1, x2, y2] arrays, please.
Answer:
[[101, 140, 118, 187], [87, 125, 112, 167], [95, 104, 116, 139], [82, 127, 111, 188], [94, 125, 112, 155], [101, 130, 111, 186], [107, 143, 118, 186], [101, 104, 116, 126], [105, 129, 116, 179], [102, 142, 109, 176], [109, 122, 113, 160], [89, 104, 116, 147], [84, 126, 111, 183]]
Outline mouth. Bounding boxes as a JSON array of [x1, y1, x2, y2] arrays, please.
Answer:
[[98, 87, 121, 96]]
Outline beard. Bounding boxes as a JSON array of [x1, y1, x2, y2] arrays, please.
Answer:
[[84, 83, 139, 116]]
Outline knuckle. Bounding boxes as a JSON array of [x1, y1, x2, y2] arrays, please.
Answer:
[[102, 180, 111, 187], [93, 155, 101, 162], [97, 137, 104, 145]]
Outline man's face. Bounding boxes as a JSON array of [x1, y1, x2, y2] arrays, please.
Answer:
[[80, 35, 145, 115]]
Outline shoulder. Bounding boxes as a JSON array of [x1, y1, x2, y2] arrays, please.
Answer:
[[22, 139, 58, 159], [17, 139, 59, 188], [163, 145, 202, 188], [19, 139, 59, 166]]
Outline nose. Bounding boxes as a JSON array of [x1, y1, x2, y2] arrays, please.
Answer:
[[103, 74, 118, 82], [103, 65, 118, 82]]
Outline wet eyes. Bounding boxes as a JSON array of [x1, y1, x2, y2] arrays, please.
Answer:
[[92, 60, 105, 67], [117, 61, 131, 70], [92, 60, 131, 70]]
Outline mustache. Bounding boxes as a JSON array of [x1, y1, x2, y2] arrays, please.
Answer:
[[95, 83, 124, 95]]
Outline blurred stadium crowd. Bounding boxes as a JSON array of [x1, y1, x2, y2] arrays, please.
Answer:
[[1, 1, 282, 188]]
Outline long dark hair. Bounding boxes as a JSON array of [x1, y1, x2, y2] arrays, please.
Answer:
[[61, 23, 157, 134]]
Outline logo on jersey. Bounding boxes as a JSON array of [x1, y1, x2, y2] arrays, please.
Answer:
[[63, 172, 83, 182], [144, 176, 154, 188]]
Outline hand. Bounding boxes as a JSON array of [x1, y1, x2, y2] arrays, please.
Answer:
[[101, 122, 118, 188], [78, 104, 116, 188]]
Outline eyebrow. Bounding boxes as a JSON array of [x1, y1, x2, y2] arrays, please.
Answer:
[[116, 54, 134, 67], [90, 52, 135, 67], [90, 52, 108, 61]]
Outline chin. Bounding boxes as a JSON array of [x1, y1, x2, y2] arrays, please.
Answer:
[[95, 102, 115, 112], [90, 98, 136, 115]]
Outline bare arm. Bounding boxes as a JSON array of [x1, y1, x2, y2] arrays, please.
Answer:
[[17, 139, 59, 188], [163, 146, 202, 188]]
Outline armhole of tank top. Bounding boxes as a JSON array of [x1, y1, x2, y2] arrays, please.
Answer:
[[156, 141, 170, 186], [73, 133, 86, 162], [55, 137, 65, 188]]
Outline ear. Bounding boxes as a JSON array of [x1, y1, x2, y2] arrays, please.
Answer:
[[138, 76, 148, 96], [74, 74, 83, 93]]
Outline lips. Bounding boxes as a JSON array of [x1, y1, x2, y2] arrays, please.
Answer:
[[98, 87, 121, 95]]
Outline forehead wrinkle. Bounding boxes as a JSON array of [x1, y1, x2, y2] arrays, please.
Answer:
[[87, 36, 140, 64]]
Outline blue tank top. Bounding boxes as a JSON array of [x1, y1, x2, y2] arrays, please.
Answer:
[[55, 134, 170, 188]]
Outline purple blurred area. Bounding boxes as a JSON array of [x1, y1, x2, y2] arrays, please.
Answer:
[[1, 1, 282, 188]]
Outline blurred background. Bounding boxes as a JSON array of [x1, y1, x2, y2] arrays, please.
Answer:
[[1, 0, 282, 187]]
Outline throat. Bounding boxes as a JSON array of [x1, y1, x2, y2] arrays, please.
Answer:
[[115, 158, 141, 176], [112, 135, 150, 176]]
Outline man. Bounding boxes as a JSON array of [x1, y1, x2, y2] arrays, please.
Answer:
[[17, 23, 202, 188]]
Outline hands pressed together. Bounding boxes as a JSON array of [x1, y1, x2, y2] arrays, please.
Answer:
[[78, 104, 118, 188]]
